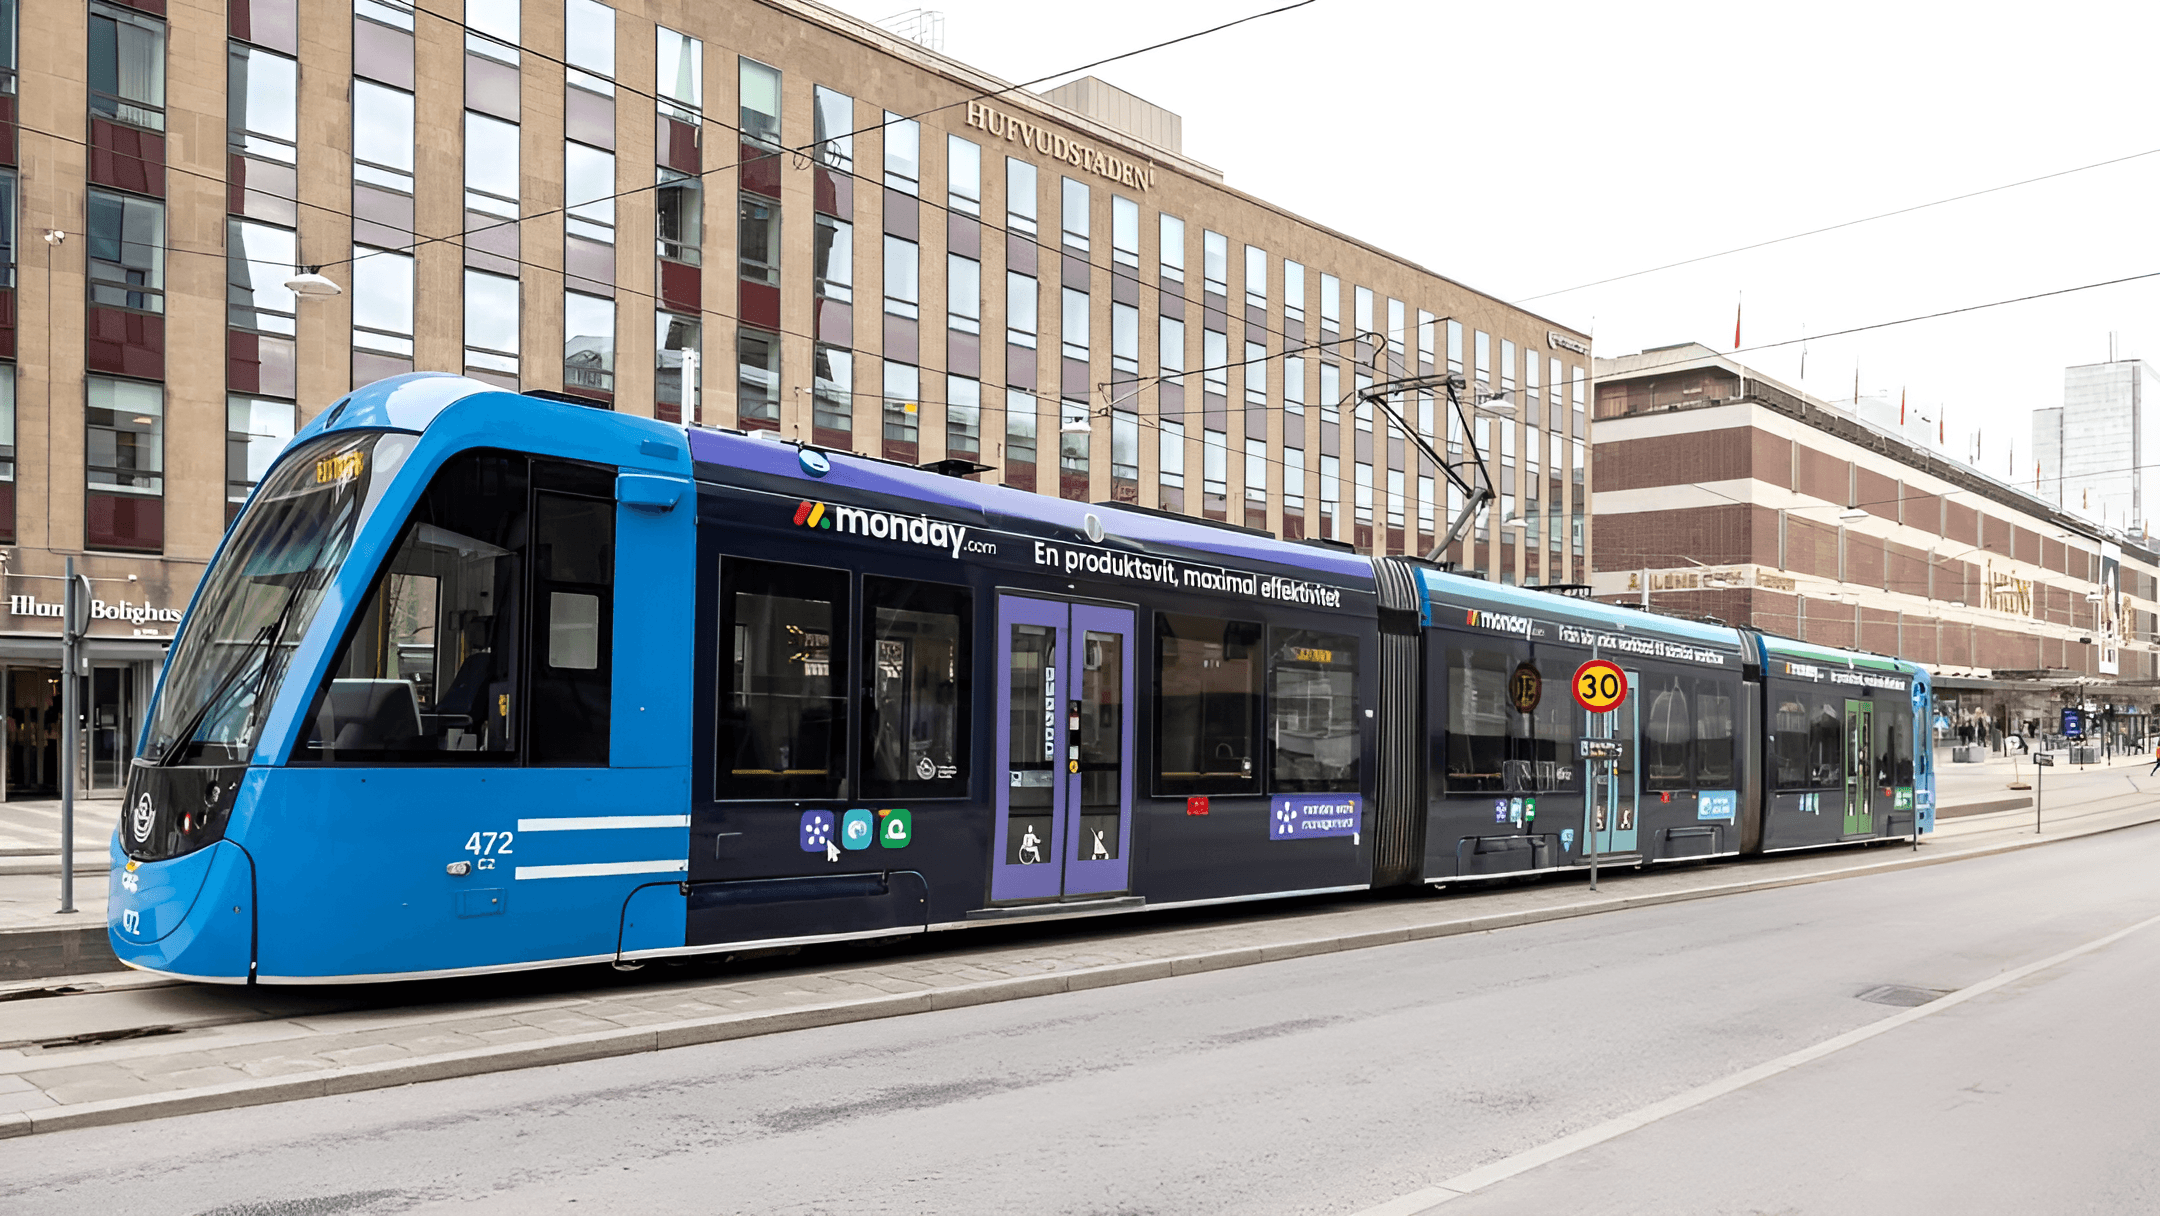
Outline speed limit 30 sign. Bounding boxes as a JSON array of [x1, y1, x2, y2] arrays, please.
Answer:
[[1572, 659, 1629, 712]]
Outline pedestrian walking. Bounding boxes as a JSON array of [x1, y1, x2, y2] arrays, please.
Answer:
[[2148, 740, 2160, 776]]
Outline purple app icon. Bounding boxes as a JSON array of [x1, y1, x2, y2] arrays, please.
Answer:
[[799, 810, 835, 852]]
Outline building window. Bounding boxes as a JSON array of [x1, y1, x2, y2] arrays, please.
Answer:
[[1284, 261, 1304, 322], [948, 134, 980, 215], [465, 0, 519, 52], [1160, 417, 1185, 489], [352, 245, 414, 356], [89, 1, 166, 131], [1244, 246, 1266, 309], [1112, 410, 1139, 483], [353, 79, 415, 193], [1355, 462, 1373, 524], [656, 311, 698, 420], [1203, 429, 1226, 496], [1285, 446, 1306, 512], [813, 214, 852, 302], [87, 190, 163, 313], [948, 374, 981, 456], [1112, 196, 1139, 268], [1196, 334, 1229, 404], [1501, 338, 1517, 392], [657, 25, 702, 117], [812, 344, 852, 435], [1060, 287, 1088, 360], [1059, 400, 1090, 477], [565, 142, 615, 242], [738, 328, 780, 425], [1006, 389, 1037, 466], [1160, 316, 1185, 383], [739, 195, 778, 285], [1354, 286, 1374, 339], [1320, 454, 1341, 534], [1417, 309, 1434, 365], [1319, 273, 1339, 334], [657, 169, 701, 264], [1319, 362, 1339, 423], [1244, 341, 1267, 405], [1418, 475, 1435, 531], [884, 235, 919, 319], [1061, 177, 1089, 252], [948, 253, 980, 334], [1005, 158, 1037, 235], [1245, 439, 1268, 504], [883, 112, 920, 194], [565, 0, 613, 78], [1113, 303, 1139, 375], [1354, 373, 1372, 432], [1202, 230, 1227, 295], [1285, 356, 1305, 413], [228, 43, 297, 163], [1160, 213, 1184, 281], [1447, 319, 1463, 372], [463, 269, 519, 380], [565, 291, 614, 396], [226, 395, 296, 512], [1006, 271, 1037, 348], [884, 361, 919, 445], [226, 218, 295, 334], [738, 58, 780, 147], [810, 86, 853, 173], [1387, 469, 1405, 529], [1475, 330, 1491, 386], [1387, 299, 1405, 354], [464, 111, 520, 217], [85, 375, 163, 551], [0, 367, 13, 543]]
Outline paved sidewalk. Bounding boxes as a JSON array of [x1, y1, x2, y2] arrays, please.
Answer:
[[1, 775, 2154, 1139]]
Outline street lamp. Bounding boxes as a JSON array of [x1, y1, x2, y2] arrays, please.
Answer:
[[1837, 505, 1868, 523], [283, 266, 342, 298], [1479, 389, 1517, 418]]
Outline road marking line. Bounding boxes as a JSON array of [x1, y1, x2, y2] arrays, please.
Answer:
[[1349, 905, 2160, 1215], [513, 860, 688, 880], [516, 815, 691, 831]]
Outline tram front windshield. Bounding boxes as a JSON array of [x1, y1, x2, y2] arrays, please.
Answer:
[[142, 431, 414, 766]]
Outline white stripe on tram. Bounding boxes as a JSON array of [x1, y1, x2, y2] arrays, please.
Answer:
[[516, 815, 693, 832], [514, 860, 690, 880]]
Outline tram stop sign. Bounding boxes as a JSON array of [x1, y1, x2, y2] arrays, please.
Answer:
[[1572, 659, 1628, 713]]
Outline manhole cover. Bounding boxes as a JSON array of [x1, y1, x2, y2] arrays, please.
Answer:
[[1855, 984, 1951, 1007]]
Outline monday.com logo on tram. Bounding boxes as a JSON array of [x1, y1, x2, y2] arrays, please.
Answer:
[[791, 500, 974, 559]]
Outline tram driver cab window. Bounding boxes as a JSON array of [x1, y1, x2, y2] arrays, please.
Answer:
[[299, 451, 616, 765]]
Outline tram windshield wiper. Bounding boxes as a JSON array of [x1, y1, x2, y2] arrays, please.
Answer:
[[156, 582, 309, 768]]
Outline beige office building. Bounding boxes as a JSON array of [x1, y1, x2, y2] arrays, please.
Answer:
[[0, 0, 1591, 798]]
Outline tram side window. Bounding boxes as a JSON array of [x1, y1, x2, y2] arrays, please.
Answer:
[[1809, 695, 1843, 786], [1528, 662, 1580, 793], [861, 577, 970, 799], [718, 559, 850, 800], [1154, 614, 1262, 796], [1267, 628, 1358, 792], [528, 489, 614, 766], [1694, 677, 1735, 787], [301, 451, 528, 763], [1642, 673, 1692, 791], [1444, 647, 1509, 793], [1773, 696, 1810, 789], [1874, 699, 1912, 787]]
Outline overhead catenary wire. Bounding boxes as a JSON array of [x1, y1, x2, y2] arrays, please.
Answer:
[[1516, 144, 2160, 303]]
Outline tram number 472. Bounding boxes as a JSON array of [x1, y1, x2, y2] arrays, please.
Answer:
[[463, 831, 515, 870]]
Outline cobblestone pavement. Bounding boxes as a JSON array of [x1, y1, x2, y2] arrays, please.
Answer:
[[1, 772, 2153, 1136]]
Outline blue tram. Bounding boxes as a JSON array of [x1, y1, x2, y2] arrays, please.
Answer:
[[108, 375, 1934, 983]]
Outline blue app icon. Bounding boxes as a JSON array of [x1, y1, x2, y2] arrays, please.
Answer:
[[841, 808, 875, 850], [799, 810, 835, 852]]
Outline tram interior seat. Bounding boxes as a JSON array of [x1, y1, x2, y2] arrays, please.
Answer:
[[433, 650, 493, 729], [317, 679, 423, 752]]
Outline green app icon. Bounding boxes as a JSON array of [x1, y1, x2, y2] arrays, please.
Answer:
[[878, 807, 912, 848]]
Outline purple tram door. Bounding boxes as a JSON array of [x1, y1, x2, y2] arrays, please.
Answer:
[[989, 596, 1135, 903]]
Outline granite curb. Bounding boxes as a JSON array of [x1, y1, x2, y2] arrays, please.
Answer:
[[4, 802, 2154, 1139]]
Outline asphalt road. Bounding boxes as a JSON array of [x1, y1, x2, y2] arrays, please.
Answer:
[[9, 821, 2160, 1216]]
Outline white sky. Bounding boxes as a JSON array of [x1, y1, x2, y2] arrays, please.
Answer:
[[828, 0, 2160, 483]]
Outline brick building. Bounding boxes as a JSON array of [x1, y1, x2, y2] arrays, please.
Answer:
[[1592, 343, 2160, 745]]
